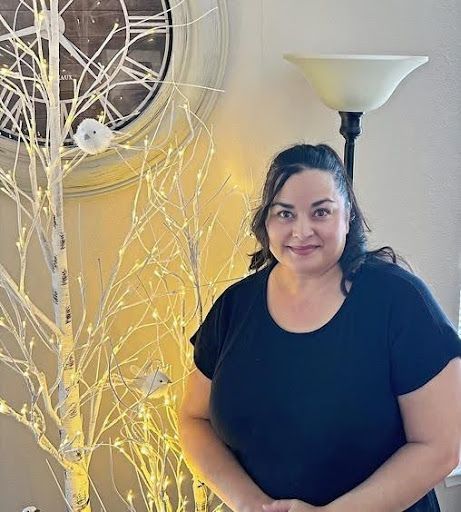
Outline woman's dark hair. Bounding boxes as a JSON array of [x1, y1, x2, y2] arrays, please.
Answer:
[[249, 143, 410, 294]]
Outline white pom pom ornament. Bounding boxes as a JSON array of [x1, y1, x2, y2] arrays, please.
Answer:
[[73, 118, 115, 155]]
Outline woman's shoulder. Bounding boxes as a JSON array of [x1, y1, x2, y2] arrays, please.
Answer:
[[356, 257, 453, 328], [359, 257, 430, 299], [224, 265, 270, 295], [211, 264, 270, 309]]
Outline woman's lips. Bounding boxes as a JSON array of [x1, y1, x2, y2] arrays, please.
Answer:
[[288, 245, 319, 255]]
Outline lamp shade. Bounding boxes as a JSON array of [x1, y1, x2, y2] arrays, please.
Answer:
[[283, 54, 428, 112]]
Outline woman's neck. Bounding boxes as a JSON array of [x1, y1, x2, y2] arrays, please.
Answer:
[[272, 262, 343, 299]]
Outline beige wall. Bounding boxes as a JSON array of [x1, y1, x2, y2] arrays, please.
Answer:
[[0, 0, 460, 510]]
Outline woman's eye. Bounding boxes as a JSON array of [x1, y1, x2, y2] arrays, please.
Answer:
[[277, 210, 293, 219], [314, 208, 331, 217]]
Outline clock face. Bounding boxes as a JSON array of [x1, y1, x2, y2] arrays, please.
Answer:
[[0, 0, 172, 144]]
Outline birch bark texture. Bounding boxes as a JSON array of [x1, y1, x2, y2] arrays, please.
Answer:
[[49, 1, 90, 511]]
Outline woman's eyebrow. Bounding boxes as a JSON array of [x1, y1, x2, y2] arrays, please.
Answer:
[[312, 198, 336, 207], [270, 198, 336, 208], [270, 201, 294, 209]]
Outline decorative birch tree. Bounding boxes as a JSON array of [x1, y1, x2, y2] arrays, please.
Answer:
[[0, 1, 249, 511]]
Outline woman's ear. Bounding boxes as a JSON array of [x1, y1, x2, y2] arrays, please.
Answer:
[[345, 205, 351, 234], [345, 200, 356, 233]]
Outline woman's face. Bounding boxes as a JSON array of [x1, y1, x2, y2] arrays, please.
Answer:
[[265, 169, 350, 276]]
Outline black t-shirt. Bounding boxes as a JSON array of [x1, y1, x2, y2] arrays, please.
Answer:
[[190, 259, 461, 510]]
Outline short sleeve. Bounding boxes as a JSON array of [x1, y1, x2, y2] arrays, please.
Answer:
[[189, 293, 229, 379], [389, 274, 461, 396]]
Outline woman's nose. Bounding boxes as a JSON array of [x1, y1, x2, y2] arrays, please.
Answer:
[[292, 215, 314, 239]]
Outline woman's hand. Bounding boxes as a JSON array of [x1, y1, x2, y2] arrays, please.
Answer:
[[262, 499, 327, 512]]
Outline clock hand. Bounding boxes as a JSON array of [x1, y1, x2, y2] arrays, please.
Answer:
[[58, 33, 100, 80], [59, 0, 75, 16], [0, 26, 37, 42]]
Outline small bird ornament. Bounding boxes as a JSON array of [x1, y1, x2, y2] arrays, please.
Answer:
[[131, 365, 172, 400], [73, 118, 115, 155], [22, 507, 40, 512]]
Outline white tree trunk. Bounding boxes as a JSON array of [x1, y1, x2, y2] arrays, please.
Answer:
[[49, 2, 90, 510]]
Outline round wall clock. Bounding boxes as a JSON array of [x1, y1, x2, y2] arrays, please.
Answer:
[[0, 0, 228, 196]]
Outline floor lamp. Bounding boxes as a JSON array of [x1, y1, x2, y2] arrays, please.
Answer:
[[283, 54, 428, 183]]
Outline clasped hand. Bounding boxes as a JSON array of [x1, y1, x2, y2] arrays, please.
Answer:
[[262, 499, 327, 512]]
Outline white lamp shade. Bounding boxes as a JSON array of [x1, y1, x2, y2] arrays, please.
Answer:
[[283, 54, 429, 112]]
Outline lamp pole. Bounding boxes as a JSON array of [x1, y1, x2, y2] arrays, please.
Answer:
[[339, 111, 363, 183]]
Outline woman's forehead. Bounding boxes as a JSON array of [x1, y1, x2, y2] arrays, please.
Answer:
[[275, 170, 340, 202]]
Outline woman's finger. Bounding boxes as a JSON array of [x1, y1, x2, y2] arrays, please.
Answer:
[[262, 500, 293, 512]]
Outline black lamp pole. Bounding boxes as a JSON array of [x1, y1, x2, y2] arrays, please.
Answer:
[[339, 111, 363, 183]]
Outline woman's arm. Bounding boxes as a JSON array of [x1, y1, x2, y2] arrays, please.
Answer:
[[325, 358, 461, 512], [178, 367, 273, 512]]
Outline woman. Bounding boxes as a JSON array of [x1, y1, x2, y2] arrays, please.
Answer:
[[178, 144, 461, 512]]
